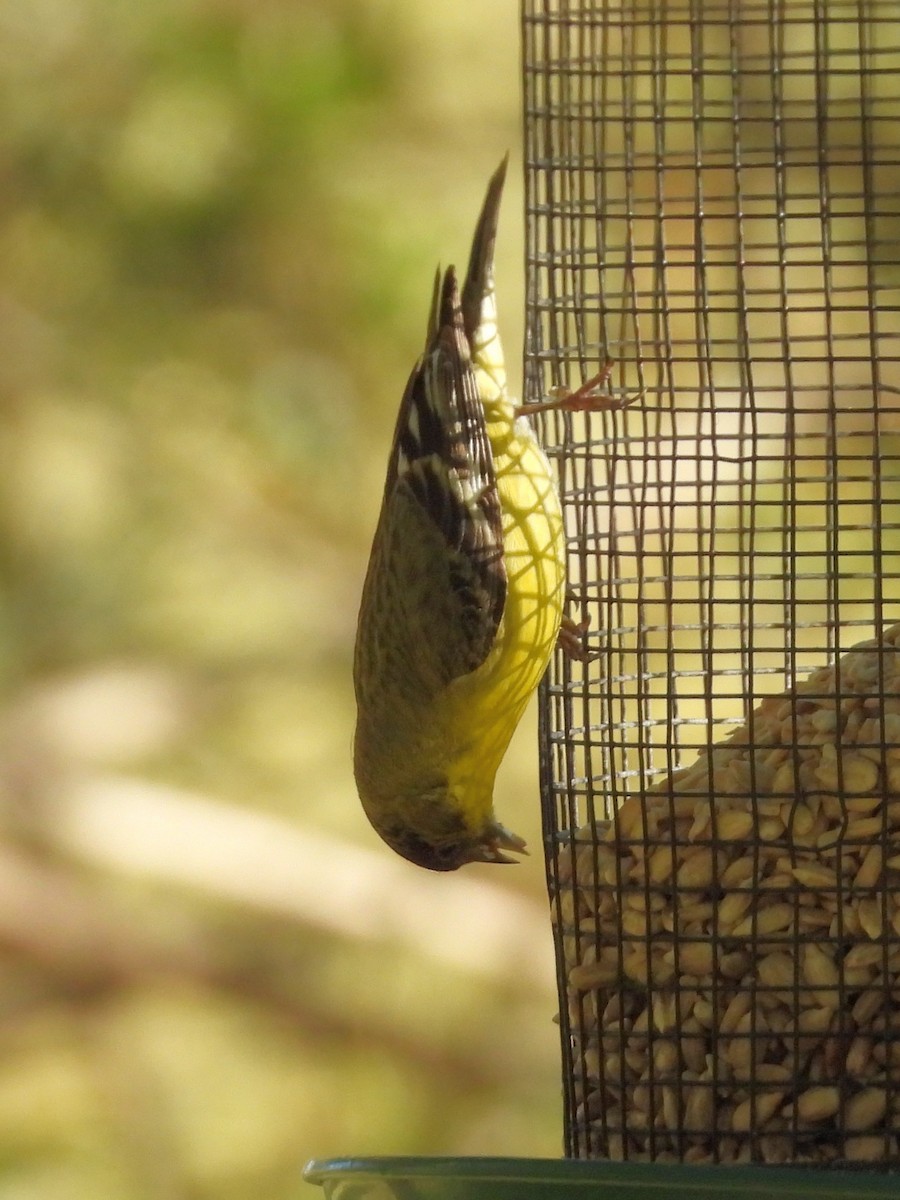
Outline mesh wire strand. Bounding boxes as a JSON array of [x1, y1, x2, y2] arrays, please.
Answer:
[[523, 0, 900, 1168]]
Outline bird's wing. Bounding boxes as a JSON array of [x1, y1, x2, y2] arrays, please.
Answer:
[[378, 266, 507, 687]]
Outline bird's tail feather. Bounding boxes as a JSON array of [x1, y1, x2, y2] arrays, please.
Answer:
[[460, 155, 508, 401]]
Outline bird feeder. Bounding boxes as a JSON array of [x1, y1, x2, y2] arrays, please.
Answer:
[[532, 0, 900, 1172]]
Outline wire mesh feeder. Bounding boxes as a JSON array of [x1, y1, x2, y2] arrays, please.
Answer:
[[523, 0, 900, 1171]]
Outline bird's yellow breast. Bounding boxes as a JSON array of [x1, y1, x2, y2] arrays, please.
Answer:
[[442, 398, 565, 798]]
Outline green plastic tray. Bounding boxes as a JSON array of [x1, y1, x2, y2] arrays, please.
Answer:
[[302, 1156, 900, 1199]]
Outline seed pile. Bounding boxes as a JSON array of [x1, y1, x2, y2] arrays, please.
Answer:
[[559, 626, 900, 1165]]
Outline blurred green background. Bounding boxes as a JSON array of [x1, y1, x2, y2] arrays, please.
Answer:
[[0, 2, 563, 1197]]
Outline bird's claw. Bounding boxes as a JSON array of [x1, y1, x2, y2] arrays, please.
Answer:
[[547, 360, 617, 412], [556, 613, 598, 662], [520, 358, 642, 417]]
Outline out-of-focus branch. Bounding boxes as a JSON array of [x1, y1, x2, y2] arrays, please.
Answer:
[[50, 773, 556, 986], [0, 839, 548, 1091]]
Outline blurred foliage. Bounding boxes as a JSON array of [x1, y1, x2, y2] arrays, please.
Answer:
[[0, 1, 562, 1198]]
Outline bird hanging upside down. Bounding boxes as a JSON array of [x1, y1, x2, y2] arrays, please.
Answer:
[[353, 157, 625, 870]]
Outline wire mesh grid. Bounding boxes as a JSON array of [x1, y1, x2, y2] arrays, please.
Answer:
[[523, 0, 900, 1169]]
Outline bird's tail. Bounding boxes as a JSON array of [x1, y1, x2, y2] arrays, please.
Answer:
[[460, 156, 509, 404]]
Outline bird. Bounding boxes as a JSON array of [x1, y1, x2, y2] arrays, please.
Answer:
[[352, 157, 623, 871]]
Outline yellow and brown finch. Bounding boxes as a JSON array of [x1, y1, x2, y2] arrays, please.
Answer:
[[353, 159, 621, 870]]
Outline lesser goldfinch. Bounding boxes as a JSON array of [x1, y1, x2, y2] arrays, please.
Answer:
[[353, 158, 619, 870]]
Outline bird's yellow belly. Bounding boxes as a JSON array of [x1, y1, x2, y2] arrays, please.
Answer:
[[446, 424, 565, 785]]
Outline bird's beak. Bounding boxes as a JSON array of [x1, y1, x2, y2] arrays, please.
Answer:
[[470, 844, 518, 865], [470, 821, 529, 865]]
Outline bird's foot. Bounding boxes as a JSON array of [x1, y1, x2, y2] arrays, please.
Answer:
[[519, 359, 628, 416], [557, 613, 592, 661]]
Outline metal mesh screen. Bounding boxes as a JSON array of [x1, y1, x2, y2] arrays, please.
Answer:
[[523, 0, 900, 1168]]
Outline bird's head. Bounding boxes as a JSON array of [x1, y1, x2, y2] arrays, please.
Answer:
[[360, 778, 527, 872]]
